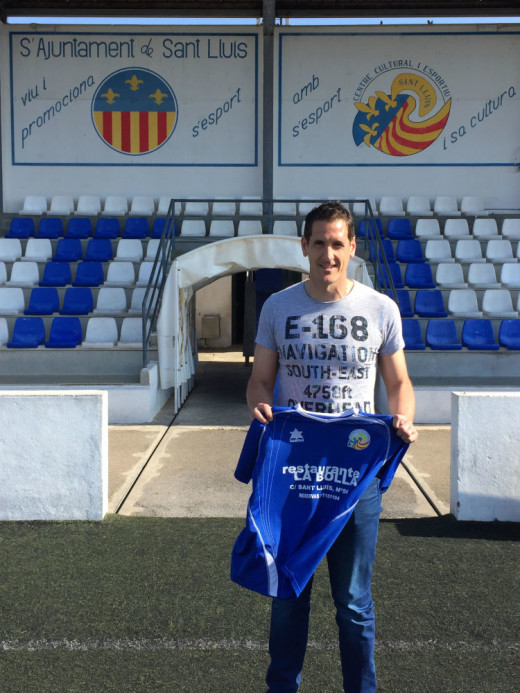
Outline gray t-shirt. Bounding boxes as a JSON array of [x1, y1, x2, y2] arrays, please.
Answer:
[[255, 280, 404, 414]]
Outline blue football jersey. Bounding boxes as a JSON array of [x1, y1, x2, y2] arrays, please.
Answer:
[[231, 406, 409, 599]]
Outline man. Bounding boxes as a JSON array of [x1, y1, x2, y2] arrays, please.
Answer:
[[246, 201, 417, 693]]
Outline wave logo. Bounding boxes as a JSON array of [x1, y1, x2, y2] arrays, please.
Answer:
[[353, 72, 451, 157], [92, 67, 178, 155], [347, 429, 371, 450]]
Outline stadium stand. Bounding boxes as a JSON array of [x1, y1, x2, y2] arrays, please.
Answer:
[[462, 319, 500, 350], [406, 196, 433, 216], [386, 218, 413, 240], [95, 218, 121, 239], [443, 218, 470, 240], [433, 195, 461, 216], [379, 196, 405, 216], [24, 287, 60, 315], [102, 196, 128, 216], [129, 196, 155, 217], [82, 317, 119, 347], [501, 218, 520, 240], [75, 195, 101, 216], [36, 217, 64, 239], [482, 289, 517, 318], [499, 319, 520, 349], [402, 319, 426, 349], [460, 195, 488, 216], [7, 316, 45, 348], [94, 287, 127, 314], [66, 217, 93, 239], [0, 238, 22, 262], [123, 217, 150, 239], [40, 261, 72, 287], [426, 319, 462, 350], [19, 195, 47, 216], [60, 287, 94, 315], [435, 263, 467, 288], [425, 239, 454, 263], [23, 239, 52, 263], [414, 289, 448, 317], [415, 218, 441, 239], [54, 238, 83, 262], [45, 316, 83, 348], [9, 261, 39, 286], [447, 289, 483, 318], [467, 262, 500, 289], [7, 217, 35, 238], [49, 195, 75, 216]]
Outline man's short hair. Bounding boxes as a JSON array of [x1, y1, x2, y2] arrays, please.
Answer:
[[303, 201, 355, 242]]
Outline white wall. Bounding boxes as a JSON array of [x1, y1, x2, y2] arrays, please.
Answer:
[[451, 392, 520, 522], [0, 391, 108, 520], [274, 25, 520, 207], [195, 275, 232, 348], [2, 23, 520, 210], [1, 24, 262, 210]]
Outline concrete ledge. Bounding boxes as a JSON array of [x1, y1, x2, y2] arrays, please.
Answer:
[[451, 391, 520, 522], [0, 362, 173, 424], [0, 391, 107, 520]]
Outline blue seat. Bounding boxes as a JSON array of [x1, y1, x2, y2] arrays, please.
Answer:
[[358, 218, 383, 239], [499, 320, 520, 350], [7, 217, 35, 238], [60, 287, 93, 315], [414, 290, 448, 317], [66, 217, 92, 239], [94, 218, 121, 239], [426, 319, 462, 350], [40, 262, 72, 287], [152, 217, 178, 238], [123, 217, 149, 239], [24, 287, 60, 315], [377, 262, 404, 289], [45, 316, 83, 348], [36, 217, 64, 239], [386, 218, 413, 240], [405, 263, 436, 288], [7, 317, 45, 348], [462, 319, 499, 350], [54, 238, 83, 262], [402, 319, 426, 350], [396, 239, 425, 263], [388, 289, 414, 318], [369, 239, 395, 264], [85, 239, 113, 262], [73, 261, 104, 287]]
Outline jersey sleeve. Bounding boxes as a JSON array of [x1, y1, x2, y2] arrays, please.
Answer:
[[234, 418, 265, 484]]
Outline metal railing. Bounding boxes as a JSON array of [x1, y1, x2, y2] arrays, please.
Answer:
[[142, 199, 176, 367]]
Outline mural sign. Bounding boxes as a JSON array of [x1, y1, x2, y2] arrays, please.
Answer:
[[278, 31, 520, 166], [7, 30, 258, 166]]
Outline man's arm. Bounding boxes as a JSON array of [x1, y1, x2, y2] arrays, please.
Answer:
[[378, 350, 418, 443], [246, 344, 279, 423]]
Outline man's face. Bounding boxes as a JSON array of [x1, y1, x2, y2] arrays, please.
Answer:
[[301, 217, 356, 286]]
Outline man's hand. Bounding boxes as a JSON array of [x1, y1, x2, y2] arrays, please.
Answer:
[[392, 415, 418, 444], [251, 402, 274, 424]]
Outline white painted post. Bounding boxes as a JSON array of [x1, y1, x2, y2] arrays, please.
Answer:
[[451, 392, 520, 521], [0, 391, 108, 520]]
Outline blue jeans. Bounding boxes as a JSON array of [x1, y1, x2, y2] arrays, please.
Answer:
[[266, 477, 383, 693]]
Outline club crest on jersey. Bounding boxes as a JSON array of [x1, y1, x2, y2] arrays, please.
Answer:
[[347, 429, 371, 450], [289, 428, 304, 443]]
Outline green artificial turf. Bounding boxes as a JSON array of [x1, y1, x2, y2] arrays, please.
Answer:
[[1, 515, 518, 692]]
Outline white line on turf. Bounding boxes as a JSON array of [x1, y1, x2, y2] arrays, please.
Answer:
[[1, 639, 518, 653]]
